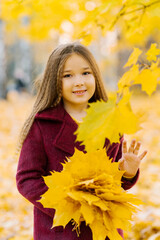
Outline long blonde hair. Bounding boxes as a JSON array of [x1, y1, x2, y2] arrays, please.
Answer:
[[15, 42, 108, 157]]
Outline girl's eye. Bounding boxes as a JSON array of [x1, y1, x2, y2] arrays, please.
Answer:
[[83, 72, 91, 75], [63, 74, 72, 78]]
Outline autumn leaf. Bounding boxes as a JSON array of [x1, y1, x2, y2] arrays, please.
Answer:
[[75, 94, 140, 152], [118, 64, 139, 93], [134, 68, 158, 96], [146, 43, 160, 62], [150, 60, 160, 82], [124, 48, 142, 68]]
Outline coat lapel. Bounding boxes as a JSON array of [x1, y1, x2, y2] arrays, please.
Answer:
[[53, 121, 77, 156], [35, 102, 80, 156]]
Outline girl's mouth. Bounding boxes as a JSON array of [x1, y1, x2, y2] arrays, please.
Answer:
[[72, 90, 87, 96]]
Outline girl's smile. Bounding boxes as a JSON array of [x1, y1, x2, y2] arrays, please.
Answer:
[[72, 89, 87, 95]]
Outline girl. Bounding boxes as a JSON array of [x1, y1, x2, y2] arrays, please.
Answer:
[[16, 42, 147, 240]]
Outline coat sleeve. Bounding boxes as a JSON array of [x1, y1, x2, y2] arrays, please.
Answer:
[[106, 135, 140, 191], [16, 119, 55, 218]]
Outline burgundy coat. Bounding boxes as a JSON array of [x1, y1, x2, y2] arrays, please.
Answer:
[[16, 102, 139, 240]]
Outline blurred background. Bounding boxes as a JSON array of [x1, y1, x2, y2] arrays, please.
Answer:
[[0, 0, 160, 239]]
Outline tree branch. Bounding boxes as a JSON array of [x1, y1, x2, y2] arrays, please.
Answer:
[[109, 0, 160, 30]]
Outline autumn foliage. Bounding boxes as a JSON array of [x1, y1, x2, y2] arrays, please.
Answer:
[[0, 0, 160, 239], [1, 0, 160, 45], [76, 44, 160, 152], [39, 149, 141, 240]]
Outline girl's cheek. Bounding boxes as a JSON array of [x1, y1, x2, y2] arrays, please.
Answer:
[[91, 77, 96, 89]]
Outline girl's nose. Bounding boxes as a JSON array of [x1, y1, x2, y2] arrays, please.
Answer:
[[74, 75, 84, 86], [75, 82, 84, 87]]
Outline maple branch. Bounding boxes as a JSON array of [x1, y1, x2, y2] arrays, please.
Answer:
[[109, 0, 160, 30]]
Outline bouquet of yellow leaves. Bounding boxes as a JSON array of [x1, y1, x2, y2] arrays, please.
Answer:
[[39, 148, 141, 240]]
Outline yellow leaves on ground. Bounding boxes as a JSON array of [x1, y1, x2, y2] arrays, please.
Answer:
[[39, 148, 141, 240], [0, 91, 34, 240], [124, 92, 160, 239]]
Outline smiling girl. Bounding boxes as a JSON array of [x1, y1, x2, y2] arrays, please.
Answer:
[[62, 53, 96, 122], [16, 42, 147, 240]]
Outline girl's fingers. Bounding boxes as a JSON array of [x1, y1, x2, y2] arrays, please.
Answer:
[[133, 141, 141, 155], [118, 158, 124, 170], [122, 141, 127, 153], [139, 150, 148, 160], [128, 139, 136, 153]]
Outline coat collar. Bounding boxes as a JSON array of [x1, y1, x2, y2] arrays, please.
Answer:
[[35, 101, 65, 122], [35, 101, 84, 156]]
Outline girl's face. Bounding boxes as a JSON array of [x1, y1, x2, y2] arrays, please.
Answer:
[[61, 53, 96, 110]]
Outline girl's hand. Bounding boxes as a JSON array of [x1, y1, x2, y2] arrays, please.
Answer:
[[118, 139, 148, 178]]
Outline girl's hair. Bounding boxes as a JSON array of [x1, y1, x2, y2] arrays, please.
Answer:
[[15, 42, 108, 157]]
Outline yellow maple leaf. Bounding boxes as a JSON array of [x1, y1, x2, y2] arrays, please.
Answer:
[[90, 215, 111, 240], [75, 98, 116, 151], [150, 60, 160, 81], [134, 68, 158, 96], [80, 202, 95, 224], [75, 94, 140, 152], [118, 65, 139, 93], [102, 211, 123, 240], [124, 48, 142, 68], [53, 199, 81, 227], [39, 148, 141, 240], [146, 43, 160, 62]]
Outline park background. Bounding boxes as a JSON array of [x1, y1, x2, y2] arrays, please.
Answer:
[[0, 0, 160, 239]]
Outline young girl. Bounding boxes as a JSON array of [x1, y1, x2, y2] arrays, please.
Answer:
[[16, 42, 147, 240]]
